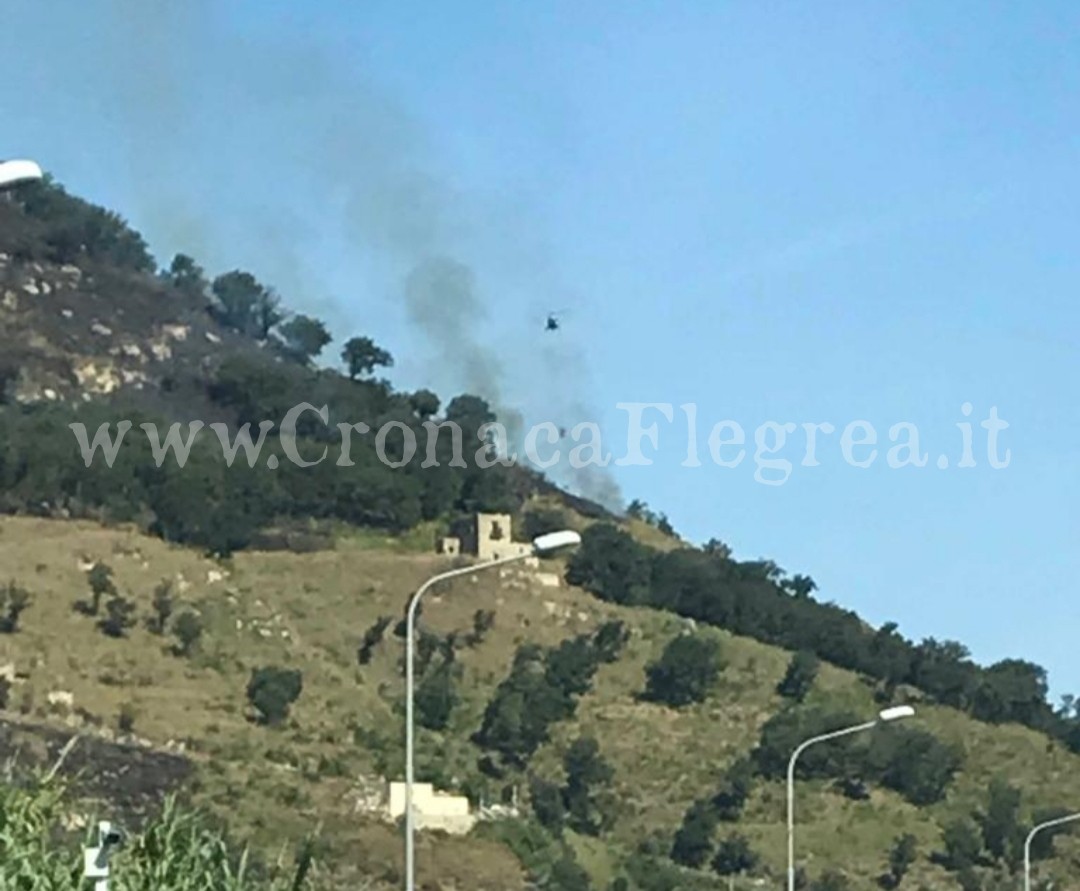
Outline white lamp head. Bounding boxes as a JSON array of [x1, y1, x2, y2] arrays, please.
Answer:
[[878, 705, 915, 723], [0, 159, 43, 190], [532, 529, 581, 554]]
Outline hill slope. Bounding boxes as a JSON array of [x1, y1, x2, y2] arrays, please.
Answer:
[[0, 516, 1078, 890], [1, 175, 1077, 890]]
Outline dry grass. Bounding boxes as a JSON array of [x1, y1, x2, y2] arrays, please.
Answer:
[[1, 515, 1079, 888]]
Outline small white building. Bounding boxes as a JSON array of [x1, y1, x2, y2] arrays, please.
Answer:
[[386, 782, 476, 835]]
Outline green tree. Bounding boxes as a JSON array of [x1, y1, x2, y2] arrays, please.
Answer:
[[409, 389, 440, 418], [210, 270, 283, 338], [415, 662, 459, 731], [546, 635, 601, 699], [562, 736, 615, 836], [754, 706, 865, 780], [971, 659, 1050, 727], [465, 609, 496, 647], [864, 724, 963, 805], [711, 833, 759, 877], [529, 775, 566, 834], [99, 594, 137, 638], [548, 850, 592, 891], [777, 650, 820, 702], [703, 538, 733, 559], [522, 506, 571, 542], [118, 702, 137, 735], [247, 666, 303, 726], [940, 818, 983, 872], [341, 335, 393, 379], [783, 574, 818, 599], [977, 776, 1022, 864], [671, 798, 717, 868], [163, 253, 208, 301], [642, 633, 725, 707], [592, 620, 630, 663], [473, 644, 570, 767], [880, 833, 917, 888], [358, 615, 392, 664], [16, 175, 155, 271], [84, 562, 116, 615], [713, 756, 755, 821], [278, 314, 331, 364], [149, 579, 174, 634], [565, 523, 652, 607]]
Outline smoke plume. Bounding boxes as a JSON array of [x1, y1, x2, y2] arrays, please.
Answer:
[[89, 0, 622, 510]]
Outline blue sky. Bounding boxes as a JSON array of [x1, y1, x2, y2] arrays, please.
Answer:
[[2, 2, 1077, 696]]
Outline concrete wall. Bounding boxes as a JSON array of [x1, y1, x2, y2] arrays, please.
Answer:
[[386, 782, 476, 834]]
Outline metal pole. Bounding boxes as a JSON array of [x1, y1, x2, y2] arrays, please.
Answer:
[[404, 551, 536, 891], [787, 721, 876, 891], [1024, 812, 1080, 891]]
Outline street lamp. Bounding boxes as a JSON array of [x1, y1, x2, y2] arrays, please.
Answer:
[[1024, 811, 1080, 891], [787, 705, 915, 891], [403, 529, 581, 891], [0, 159, 43, 190]]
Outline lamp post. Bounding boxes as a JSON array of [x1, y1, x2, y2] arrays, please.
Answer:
[[403, 529, 581, 891], [0, 159, 43, 190], [1024, 812, 1080, 891], [787, 705, 915, 891]]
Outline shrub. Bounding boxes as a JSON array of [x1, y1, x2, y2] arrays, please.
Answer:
[[80, 561, 116, 615], [172, 611, 204, 656], [864, 724, 963, 805], [415, 662, 459, 731], [465, 609, 496, 647], [713, 756, 755, 821], [149, 579, 175, 634], [671, 798, 718, 867], [529, 775, 566, 833], [118, 702, 137, 734], [642, 633, 725, 707], [880, 833, 917, 888], [98, 594, 137, 638], [777, 650, 820, 702], [522, 507, 571, 541], [357, 616, 392, 665], [0, 581, 32, 632], [711, 833, 759, 877], [247, 666, 303, 726], [562, 736, 616, 837]]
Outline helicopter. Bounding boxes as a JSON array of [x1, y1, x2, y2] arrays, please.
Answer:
[[544, 309, 569, 332]]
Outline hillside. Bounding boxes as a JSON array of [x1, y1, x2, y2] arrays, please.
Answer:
[[0, 515, 1078, 890], [0, 176, 1077, 890]]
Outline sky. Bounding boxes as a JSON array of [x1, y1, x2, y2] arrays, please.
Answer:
[[1, 2, 1078, 697]]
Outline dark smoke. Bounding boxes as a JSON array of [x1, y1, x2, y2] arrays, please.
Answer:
[[91, 0, 623, 510], [403, 258, 525, 447]]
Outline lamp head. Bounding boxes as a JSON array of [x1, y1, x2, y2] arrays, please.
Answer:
[[532, 529, 581, 554], [878, 705, 915, 723], [0, 159, 43, 190]]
